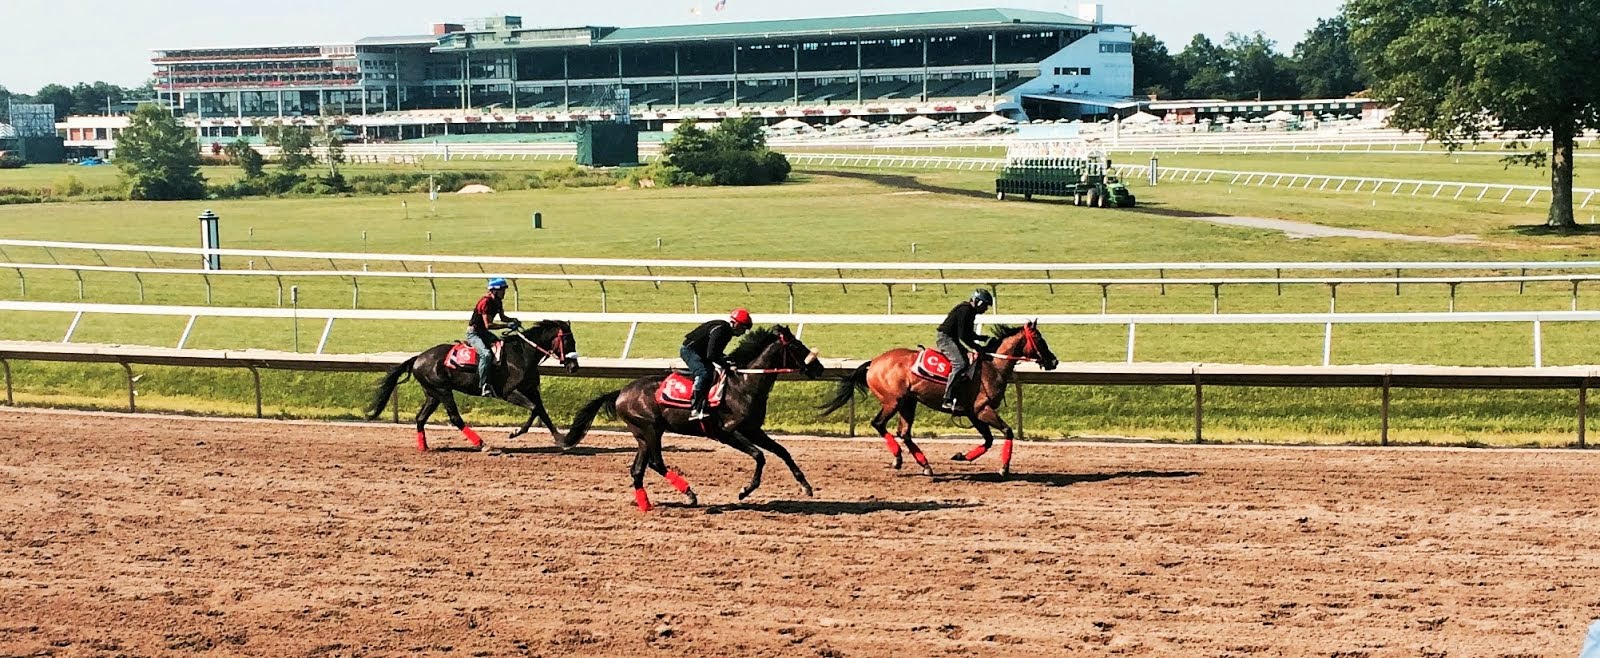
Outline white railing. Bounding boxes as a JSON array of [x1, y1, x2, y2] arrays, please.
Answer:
[[6, 239, 1600, 277], [1119, 164, 1600, 208], [3, 260, 1598, 315], [1, 299, 1593, 368]]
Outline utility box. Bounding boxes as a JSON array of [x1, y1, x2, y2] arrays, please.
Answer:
[[576, 123, 639, 167]]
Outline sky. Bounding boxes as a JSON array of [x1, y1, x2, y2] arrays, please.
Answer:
[[0, 0, 1343, 94]]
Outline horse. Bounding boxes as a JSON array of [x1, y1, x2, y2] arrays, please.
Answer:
[[562, 325, 824, 511], [819, 322, 1058, 477], [365, 320, 580, 452]]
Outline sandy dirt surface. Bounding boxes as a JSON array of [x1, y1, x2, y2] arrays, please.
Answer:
[[1185, 216, 1483, 244], [2, 408, 1598, 657]]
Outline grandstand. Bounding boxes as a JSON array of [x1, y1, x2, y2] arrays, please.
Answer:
[[148, 5, 1134, 138]]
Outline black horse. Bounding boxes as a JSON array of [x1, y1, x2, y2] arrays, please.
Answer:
[[366, 320, 579, 452], [564, 325, 824, 511]]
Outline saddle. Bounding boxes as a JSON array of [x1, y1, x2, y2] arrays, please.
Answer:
[[910, 346, 979, 385], [656, 368, 728, 409], [445, 341, 503, 371]]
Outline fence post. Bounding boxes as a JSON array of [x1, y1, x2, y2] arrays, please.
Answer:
[[1581, 382, 1589, 449], [121, 362, 136, 412], [1533, 320, 1543, 368], [691, 282, 700, 314], [317, 318, 336, 355], [1126, 322, 1136, 363], [1193, 379, 1203, 443], [620, 322, 639, 359], [1, 358, 11, 405], [1014, 381, 1024, 441], [1381, 375, 1391, 446], [786, 283, 795, 314], [249, 366, 263, 419], [1323, 322, 1334, 366]]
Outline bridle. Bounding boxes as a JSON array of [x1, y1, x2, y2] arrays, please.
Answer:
[[987, 324, 1042, 363], [735, 331, 819, 375], [511, 326, 578, 364]]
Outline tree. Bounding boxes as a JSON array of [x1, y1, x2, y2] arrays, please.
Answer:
[[1132, 33, 1182, 99], [1349, 0, 1600, 229], [660, 118, 790, 186], [1224, 32, 1300, 101], [321, 124, 347, 177], [115, 103, 206, 200], [1174, 34, 1231, 99], [31, 84, 75, 120], [224, 137, 264, 179], [262, 124, 316, 172], [1294, 16, 1364, 99]]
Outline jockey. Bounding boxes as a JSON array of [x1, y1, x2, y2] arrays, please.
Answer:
[[681, 308, 752, 420], [936, 289, 995, 411], [467, 278, 521, 397]]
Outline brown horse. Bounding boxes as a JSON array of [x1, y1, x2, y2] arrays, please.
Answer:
[[562, 325, 825, 511], [819, 322, 1058, 477], [365, 320, 580, 452]]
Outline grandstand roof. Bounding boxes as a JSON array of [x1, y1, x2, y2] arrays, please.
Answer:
[[356, 35, 438, 47], [594, 9, 1097, 44]]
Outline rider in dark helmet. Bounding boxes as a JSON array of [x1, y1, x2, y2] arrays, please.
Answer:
[[936, 289, 996, 412], [467, 278, 521, 398], [681, 308, 752, 420]]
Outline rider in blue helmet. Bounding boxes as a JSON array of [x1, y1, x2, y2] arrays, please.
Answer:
[[467, 277, 521, 397], [936, 289, 996, 412]]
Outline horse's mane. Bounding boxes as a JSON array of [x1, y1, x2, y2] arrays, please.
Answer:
[[728, 325, 784, 366], [530, 319, 569, 332], [988, 324, 1024, 340]]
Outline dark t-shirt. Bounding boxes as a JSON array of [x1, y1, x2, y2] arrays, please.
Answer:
[[469, 294, 503, 333], [683, 320, 734, 363], [937, 302, 985, 349]]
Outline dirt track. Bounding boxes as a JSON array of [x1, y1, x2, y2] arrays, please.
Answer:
[[2, 409, 1598, 657]]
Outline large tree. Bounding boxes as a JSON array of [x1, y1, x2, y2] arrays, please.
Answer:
[[115, 103, 206, 200], [1350, 0, 1600, 229], [1132, 32, 1182, 99], [1224, 32, 1300, 100], [30, 84, 75, 120], [1174, 34, 1231, 99], [1294, 15, 1364, 99]]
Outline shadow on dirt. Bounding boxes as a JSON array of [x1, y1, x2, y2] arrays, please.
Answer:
[[434, 445, 714, 456], [701, 499, 982, 516], [935, 470, 1200, 487], [803, 169, 995, 200]]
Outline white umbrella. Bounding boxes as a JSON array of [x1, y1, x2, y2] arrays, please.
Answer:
[[901, 115, 939, 129], [1122, 111, 1161, 124], [834, 117, 870, 129], [1264, 110, 1297, 122], [972, 113, 1016, 126], [770, 118, 812, 131]]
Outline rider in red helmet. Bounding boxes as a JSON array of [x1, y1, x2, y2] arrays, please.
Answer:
[[681, 308, 752, 420]]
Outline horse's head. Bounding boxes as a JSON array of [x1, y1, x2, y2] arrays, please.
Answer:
[[525, 320, 580, 373], [729, 325, 823, 379], [993, 321, 1059, 371]]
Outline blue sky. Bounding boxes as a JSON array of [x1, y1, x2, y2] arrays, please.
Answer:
[[0, 0, 1343, 93]]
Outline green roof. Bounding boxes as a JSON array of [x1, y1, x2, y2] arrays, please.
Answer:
[[597, 8, 1095, 44]]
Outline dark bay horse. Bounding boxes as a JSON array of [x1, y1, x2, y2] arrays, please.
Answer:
[[819, 322, 1058, 477], [563, 325, 824, 511], [366, 320, 580, 452]]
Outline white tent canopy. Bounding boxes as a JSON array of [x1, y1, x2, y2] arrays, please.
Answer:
[[769, 118, 813, 131], [1264, 110, 1297, 122], [973, 113, 1017, 126], [834, 117, 870, 129], [901, 115, 938, 129], [1121, 111, 1160, 124]]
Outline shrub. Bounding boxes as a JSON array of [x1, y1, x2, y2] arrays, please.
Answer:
[[51, 175, 86, 197], [0, 155, 26, 169]]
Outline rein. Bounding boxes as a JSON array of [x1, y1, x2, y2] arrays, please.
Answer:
[[511, 327, 577, 364], [986, 325, 1041, 363], [734, 332, 818, 375]]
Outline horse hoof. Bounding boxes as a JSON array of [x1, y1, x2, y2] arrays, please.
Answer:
[[950, 453, 967, 462], [921, 465, 935, 477], [999, 467, 1011, 478], [685, 492, 699, 507], [738, 489, 755, 501], [800, 485, 815, 498]]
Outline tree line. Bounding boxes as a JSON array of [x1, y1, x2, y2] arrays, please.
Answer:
[[1133, 15, 1365, 101], [1, 81, 156, 120]]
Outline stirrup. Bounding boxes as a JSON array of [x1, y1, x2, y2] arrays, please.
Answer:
[[688, 407, 709, 420]]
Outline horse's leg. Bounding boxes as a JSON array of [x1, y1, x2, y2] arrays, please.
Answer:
[[952, 413, 998, 467], [437, 392, 487, 452], [502, 389, 540, 440], [869, 399, 903, 470], [972, 405, 1016, 477], [629, 426, 654, 511], [739, 427, 814, 497], [894, 400, 933, 476], [413, 392, 442, 453], [645, 429, 697, 506], [525, 387, 564, 445], [706, 428, 767, 500]]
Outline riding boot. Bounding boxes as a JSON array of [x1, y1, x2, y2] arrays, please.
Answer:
[[941, 379, 964, 412], [688, 391, 709, 421]]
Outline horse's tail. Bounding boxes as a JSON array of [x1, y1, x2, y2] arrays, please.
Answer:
[[563, 389, 621, 448], [365, 356, 418, 420], [819, 362, 870, 416]]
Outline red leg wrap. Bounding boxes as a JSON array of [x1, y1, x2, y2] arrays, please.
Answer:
[[881, 434, 902, 456], [963, 446, 988, 461], [415, 431, 428, 452], [1001, 439, 1014, 466], [911, 450, 929, 467], [665, 469, 692, 494], [461, 426, 483, 446], [634, 488, 652, 512]]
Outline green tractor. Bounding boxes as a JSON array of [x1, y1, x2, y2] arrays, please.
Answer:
[[994, 146, 1135, 208]]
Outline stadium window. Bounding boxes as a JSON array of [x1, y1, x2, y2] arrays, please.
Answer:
[[1078, 68, 1090, 75]]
